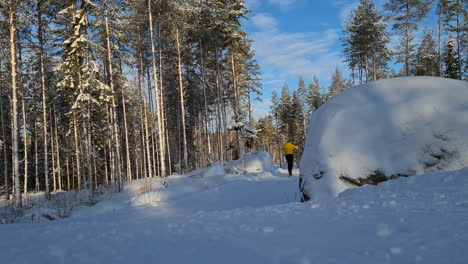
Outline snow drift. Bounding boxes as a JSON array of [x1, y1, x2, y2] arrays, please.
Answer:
[[299, 77, 468, 200]]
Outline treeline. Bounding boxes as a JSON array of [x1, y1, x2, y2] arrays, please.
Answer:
[[255, 69, 348, 164], [1, 0, 261, 207], [256, 0, 466, 164], [343, 0, 466, 82]]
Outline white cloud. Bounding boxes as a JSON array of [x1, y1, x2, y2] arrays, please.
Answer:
[[339, 2, 359, 27], [252, 99, 272, 119], [250, 13, 343, 83], [251, 13, 278, 31]]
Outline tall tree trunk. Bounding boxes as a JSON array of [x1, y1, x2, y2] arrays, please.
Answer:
[[110, 104, 121, 191], [22, 98, 28, 194], [199, 41, 212, 164], [38, 2, 50, 199], [0, 84, 9, 201], [34, 121, 39, 191], [175, 28, 188, 171], [405, 2, 410, 76], [158, 22, 170, 176], [73, 113, 81, 190], [438, 6, 442, 77], [50, 109, 56, 192], [138, 53, 151, 179], [103, 0, 122, 190], [9, 5, 22, 207], [215, 49, 224, 162], [455, 0, 462, 79], [148, 0, 166, 177], [231, 54, 244, 158], [53, 106, 61, 190], [66, 158, 70, 191]]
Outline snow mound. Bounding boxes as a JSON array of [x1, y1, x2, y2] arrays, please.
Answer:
[[228, 151, 276, 174], [203, 163, 226, 178], [299, 77, 468, 200]]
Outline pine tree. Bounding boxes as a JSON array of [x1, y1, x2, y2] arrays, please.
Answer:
[[342, 0, 389, 83], [384, 0, 430, 76], [327, 67, 349, 100], [296, 77, 308, 137], [413, 29, 440, 76]]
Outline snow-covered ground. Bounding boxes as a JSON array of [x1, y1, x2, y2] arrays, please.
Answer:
[[1, 151, 467, 264]]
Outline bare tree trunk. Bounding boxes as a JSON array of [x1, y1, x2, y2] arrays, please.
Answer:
[[103, 0, 132, 182], [93, 158, 97, 189], [231, 54, 244, 158], [121, 88, 132, 181], [50, 109, 56, 192], [175, 28, 188, 171], [199, 41, 212, 164], [372, 53, 377, 81], [72, 161, 75, 190], [86, 111, 94, 196], [158, 22, 170, 176], [0, 84, 9, 200], [405, 2, 410, 76], [455, 0, 462, 79], [164, 108, 172, 175], [22, 98, 28, 194], [143, 72, 153, 178], [215, 49, 224, 162], [9, 5, 22, 207], [103, 1, 122, 190], [110, 104, 121, 191], [73, 113, 81, 190], [38, 2, 50, 199], [66, 158, 70, 191], [438, 7, 442, 76], [54, 106, 61, 190], [104, 146, 109, 185], [148, 0, 166, 177], [34, 121, 39, 191], [137, 52, 150, 179]]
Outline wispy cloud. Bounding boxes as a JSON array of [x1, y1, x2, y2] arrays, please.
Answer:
[[250, 13, 343, 84], [251, 13, 278, 31], [252, 99, 272, 119]]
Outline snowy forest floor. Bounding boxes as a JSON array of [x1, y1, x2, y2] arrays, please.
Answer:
[[1, 160, 468, 264]]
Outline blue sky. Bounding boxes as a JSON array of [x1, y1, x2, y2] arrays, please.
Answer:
[[243, 0, 441, 119], [244, 0, 363, 118]]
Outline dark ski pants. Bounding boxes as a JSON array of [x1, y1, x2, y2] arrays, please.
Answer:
[[285, 154, 294, 176]]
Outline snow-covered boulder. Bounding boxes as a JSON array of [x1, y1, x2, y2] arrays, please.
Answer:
[[299, 77, 468, 201], [227, 151, 275, 174]]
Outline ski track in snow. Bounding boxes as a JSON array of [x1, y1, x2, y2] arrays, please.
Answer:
[[1, 165, 468, 264]]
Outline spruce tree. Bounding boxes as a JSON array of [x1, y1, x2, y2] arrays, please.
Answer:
[[439, 0, 466, 79], [306, 76, 325, 115], [443, 35, 461, 79]]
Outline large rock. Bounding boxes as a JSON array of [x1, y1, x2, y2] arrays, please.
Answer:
[[299, 77, 468, 201]]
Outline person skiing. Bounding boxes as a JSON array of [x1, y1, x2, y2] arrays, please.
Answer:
[[282, 141, 298, 176]]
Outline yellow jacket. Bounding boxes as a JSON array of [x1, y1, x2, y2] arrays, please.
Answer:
[[282, 142, 298, 155]]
